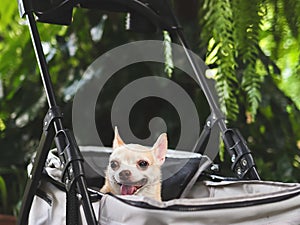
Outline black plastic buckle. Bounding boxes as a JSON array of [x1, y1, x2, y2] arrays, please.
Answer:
[[56, 129, 85, 191]]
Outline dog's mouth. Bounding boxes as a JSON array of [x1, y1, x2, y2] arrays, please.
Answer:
[[117, 178, 148, 195]]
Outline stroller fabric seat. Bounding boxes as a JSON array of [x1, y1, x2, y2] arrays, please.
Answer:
[[28, 146, 300, 225]]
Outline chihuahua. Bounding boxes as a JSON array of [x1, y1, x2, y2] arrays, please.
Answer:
[[100, 127, 167, 201]]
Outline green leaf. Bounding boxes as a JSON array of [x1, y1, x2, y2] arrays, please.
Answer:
[[163, 30, 174, 78], [0, 176, 8, 212]]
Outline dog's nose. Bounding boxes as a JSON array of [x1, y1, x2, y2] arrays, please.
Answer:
[[119, 170, 131, 180]]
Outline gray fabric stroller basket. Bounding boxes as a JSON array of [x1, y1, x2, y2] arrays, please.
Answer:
[[28, 146, 300, 225]]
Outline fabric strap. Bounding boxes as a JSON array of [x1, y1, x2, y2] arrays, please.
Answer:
[[180, 155, 212, 198], [67, 183, 79, 225]]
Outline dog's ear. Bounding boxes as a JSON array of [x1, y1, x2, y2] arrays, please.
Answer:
[[113, 127, 125, 149], [152, 133, 168, 165]]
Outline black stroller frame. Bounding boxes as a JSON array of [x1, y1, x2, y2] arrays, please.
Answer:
[[17, 1, 260, 224]]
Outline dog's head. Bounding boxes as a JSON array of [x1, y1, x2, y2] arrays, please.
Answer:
[[106, 127, 167, 196]]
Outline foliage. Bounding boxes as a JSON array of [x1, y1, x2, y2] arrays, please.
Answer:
[[200, 0, 300, 122], [233, 0, 263, 121], [198, 0, 300, 181], [201, 0, 239, 120], [163, 31, 174, 78], [0, 166, 26, 215], [0, 176, 8, 213]]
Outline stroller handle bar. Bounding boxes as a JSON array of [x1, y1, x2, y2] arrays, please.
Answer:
[[18, 0, 178, 31]]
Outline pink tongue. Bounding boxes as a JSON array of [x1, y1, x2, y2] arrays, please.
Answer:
[[120, 185, 137, 195]]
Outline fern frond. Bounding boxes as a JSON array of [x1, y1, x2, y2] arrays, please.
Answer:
[[242, 64, 263, 122], [232, 0, 263, 122], [201, 0, 239, 120], [282, 0, 300, 39], [163, 31, 174, 78]]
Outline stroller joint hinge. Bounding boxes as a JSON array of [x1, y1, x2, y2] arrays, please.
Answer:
[[231, 152, 256, 179], [223, 129, 259, 180], [43, 107, 63, 131]]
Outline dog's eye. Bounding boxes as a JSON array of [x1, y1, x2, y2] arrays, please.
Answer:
[[110, 160, 119, 170], [137, 160, 149, 170]]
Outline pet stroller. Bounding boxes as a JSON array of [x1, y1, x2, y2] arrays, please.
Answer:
[[16, 0, 300, 224]]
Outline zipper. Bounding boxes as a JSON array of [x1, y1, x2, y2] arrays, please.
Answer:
[[112, 188, 300, 212]]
